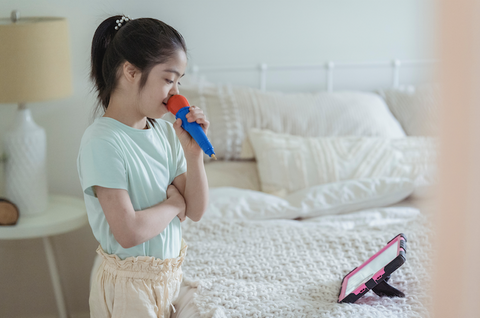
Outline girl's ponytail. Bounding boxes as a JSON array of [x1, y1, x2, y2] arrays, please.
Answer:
[[90, 15, 124, 111]]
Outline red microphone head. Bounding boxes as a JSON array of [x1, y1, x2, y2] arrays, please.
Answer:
[[167, 95, 190, 115]]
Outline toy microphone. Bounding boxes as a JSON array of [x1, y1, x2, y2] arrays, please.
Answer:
[[167, 95, 216, 160]]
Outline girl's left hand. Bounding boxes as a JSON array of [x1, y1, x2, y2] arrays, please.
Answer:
[[172, 105, 210, 158]]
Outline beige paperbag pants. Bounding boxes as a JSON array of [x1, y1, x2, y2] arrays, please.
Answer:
[[90, 240, 187, 318]]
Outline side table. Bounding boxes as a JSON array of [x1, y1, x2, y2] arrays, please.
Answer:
[[0, 195, 88, 318]]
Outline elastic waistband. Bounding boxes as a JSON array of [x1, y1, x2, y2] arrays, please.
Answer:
[[97, 239, 187, 280]]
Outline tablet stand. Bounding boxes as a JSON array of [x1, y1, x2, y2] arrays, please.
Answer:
[[371, 275, 405, 298]]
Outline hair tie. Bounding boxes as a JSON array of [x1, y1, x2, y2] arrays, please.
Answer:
[[114, 16, 131, 30]]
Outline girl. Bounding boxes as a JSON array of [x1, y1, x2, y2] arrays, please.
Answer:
[[77, 15, 208, 318]]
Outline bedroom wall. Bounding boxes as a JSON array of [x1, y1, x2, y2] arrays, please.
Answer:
[[0, 1, 435, 317]]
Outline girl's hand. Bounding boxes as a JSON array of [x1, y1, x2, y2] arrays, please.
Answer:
[[172, 105, 210, 159], [166, 184, 186, 222]]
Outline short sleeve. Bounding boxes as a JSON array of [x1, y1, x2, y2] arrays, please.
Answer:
[[174, 135, 187, 178], [77, 138, 128, 197]]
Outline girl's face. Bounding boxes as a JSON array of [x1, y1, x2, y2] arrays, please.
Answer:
[[137, 49, 187, 119]]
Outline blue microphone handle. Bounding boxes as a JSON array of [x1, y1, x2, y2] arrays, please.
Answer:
[[176, 107, 216, 158]]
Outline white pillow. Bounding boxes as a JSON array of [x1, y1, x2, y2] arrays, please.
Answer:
[[248, 128, 437, 196], [286, 178, 414, 218], [377, 85, 440, 136], [180, 79, 406, 160], [206, 187, 297, 220], [205, 178, 414, 220]]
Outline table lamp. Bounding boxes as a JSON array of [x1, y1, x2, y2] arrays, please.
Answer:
[[0, 10, 72, 217]]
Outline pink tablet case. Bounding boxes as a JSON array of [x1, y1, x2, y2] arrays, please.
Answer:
[[338, 233, 407, 303]]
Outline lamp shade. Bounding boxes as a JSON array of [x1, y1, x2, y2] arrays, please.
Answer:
[[0, 17, 72, 103]]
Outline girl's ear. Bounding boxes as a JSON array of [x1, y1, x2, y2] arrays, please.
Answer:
[[122, 61, 140, 83]]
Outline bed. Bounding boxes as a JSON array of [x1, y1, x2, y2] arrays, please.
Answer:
[[94, 59, 439, 318], [174, 194, 435, 318]]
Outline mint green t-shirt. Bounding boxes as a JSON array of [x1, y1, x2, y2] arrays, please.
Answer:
[[77, 117, 186, 260]]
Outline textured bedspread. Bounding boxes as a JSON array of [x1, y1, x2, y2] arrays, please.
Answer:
[[181, 208, 434, 318]]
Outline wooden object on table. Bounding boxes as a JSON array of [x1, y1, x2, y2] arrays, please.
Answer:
[[0, 198, 19, 225]]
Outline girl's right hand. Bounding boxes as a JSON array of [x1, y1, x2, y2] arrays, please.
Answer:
[[167, 184, 186, 222]]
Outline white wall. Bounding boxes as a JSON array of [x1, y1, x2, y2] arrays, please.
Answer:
[[0, 1, 435, 317]]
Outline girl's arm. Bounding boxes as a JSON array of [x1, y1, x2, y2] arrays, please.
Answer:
[[172, 153, 208, 222], [171, 105, 210, 222], [95, 184, 186, 249]]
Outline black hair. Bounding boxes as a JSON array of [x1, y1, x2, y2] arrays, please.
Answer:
[[90, 15, 187, 127]]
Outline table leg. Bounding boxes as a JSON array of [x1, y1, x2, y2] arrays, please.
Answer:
[[43, 236, 68, 318]]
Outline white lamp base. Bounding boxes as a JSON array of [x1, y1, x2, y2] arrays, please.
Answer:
[[4, 104, 48, 216]]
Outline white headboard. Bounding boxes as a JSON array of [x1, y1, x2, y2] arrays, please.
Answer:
[[189, 59, 437, 92]]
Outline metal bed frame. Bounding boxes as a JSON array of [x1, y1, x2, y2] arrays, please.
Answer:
[[190, 59, 437, 92]]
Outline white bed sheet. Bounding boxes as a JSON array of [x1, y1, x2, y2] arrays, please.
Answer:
[[172, 194, 435, 318]]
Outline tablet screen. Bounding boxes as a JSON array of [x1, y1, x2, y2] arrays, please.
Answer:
[[344, 241, 399, 295]]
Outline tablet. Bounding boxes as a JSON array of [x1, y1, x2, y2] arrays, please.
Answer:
[[338, 233, 407, 303]]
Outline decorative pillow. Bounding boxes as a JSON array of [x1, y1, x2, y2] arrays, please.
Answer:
[[377, 84, 440, 136], [248, 128, 437, 196], [180, 79, 406, 160], [205, 177, 414, 220]]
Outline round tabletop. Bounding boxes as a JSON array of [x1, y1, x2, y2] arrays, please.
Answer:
[[0, 195, 88, 240]]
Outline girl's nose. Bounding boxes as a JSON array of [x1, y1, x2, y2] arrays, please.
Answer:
[[170, 83, 180, 96]]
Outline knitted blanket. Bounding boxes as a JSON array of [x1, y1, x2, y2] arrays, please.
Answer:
[[181, 208, 433, 318]]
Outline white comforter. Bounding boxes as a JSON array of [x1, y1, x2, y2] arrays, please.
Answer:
[[174, 187, 435, 318]]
